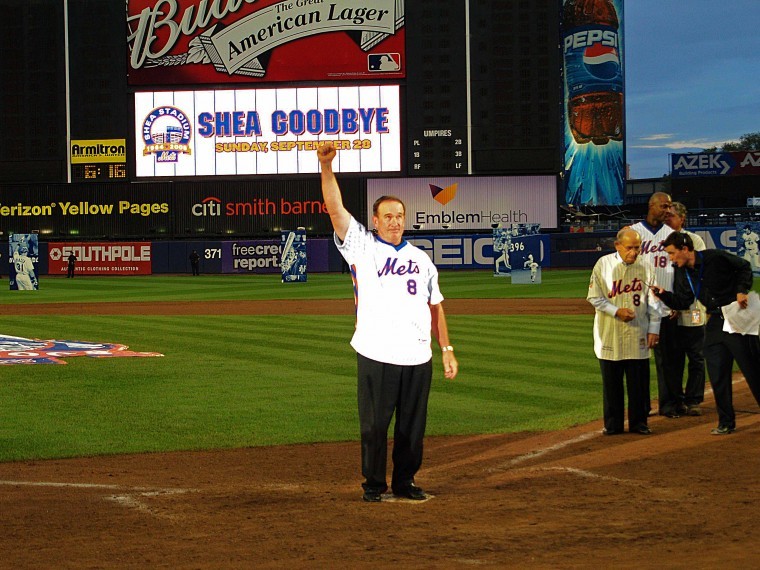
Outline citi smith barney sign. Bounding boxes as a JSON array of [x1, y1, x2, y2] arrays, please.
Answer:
[[127, 0, 406, 85]]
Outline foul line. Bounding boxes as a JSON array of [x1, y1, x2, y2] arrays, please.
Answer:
[[516, 466, 640, 485], [491, 431, 598, 471], [0, 480, 196, 520]]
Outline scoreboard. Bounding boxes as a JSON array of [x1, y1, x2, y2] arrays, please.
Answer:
[[71, 164, 128, 181], [405, 0, 561, 176], [405, 1, 470, 176], [1, 0, 562, 185]]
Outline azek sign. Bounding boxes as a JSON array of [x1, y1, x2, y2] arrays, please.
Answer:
[[671, 152, 760, 177]]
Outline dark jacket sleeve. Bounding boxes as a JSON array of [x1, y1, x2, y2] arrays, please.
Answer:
[[728, 252, 753, 296], [657, 268, 695, 311]]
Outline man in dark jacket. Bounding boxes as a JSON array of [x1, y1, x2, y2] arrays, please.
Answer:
[[653, 232, 760, 435]]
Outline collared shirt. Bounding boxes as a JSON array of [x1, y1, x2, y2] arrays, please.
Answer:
[[336, 217, 443, 366]]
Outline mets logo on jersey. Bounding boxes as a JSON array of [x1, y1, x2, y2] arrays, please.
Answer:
[[583, 43, 620, 80], [0, 334, 163, 365], [141, 106, 192, 163]]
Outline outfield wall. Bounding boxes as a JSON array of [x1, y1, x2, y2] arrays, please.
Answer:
[[26, 226, 741, 276]]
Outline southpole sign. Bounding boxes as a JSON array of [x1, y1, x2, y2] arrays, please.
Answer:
[[48, 243, 153, 275], [127, 0, 405, 85]]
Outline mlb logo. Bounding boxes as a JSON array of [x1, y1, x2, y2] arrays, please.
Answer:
[[368, 53, 401, 72]]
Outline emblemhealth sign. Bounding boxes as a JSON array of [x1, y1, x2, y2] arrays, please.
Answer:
[[70, 139, 127, 164]]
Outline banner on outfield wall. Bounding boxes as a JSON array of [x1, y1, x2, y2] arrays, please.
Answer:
[[492, 224, 542, 283], [134, 85, 401, 177], [367, 176, 558, 230], [223, 240, 282, 273], [8, 234, 40, 290], [670, 152, 760, 177], [280, 228, 307, 282], [408, 234, 550, 270], [126, 0, 405, 85], [48, 243, 152, 275]]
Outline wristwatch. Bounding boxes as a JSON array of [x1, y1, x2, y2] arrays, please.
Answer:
[[441, 346, 454, 352]]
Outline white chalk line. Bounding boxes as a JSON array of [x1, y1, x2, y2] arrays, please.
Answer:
[[502, 375, 751, 470], [514, 466, 638, 485], [490, 431, 599, 471], [0, 480, 197, 520]]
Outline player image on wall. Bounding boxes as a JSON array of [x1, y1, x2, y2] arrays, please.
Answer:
[[8, 234, 40, 291], [509, 224, 542, 285], [281, 228, 307, 283], [737, 222, 760, 276], [492, 227, 513, 277]]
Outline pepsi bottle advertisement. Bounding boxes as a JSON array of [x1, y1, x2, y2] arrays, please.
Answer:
[[562, 0, 625, 206]]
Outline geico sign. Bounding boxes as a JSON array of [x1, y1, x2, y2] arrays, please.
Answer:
[[50, 244, 151, 262], [408, 237, 492, 265]]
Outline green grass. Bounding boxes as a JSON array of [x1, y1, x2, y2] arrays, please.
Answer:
[[0, 269, 593, 304], [0, 269, 658, 462]]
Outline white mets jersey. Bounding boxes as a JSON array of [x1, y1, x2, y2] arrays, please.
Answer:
[[630, 221, 675, 317], [336, 217, 444, 366], [587, 252, 662, 361]]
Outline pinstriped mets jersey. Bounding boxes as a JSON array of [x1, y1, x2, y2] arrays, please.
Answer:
[[335, 217, 444, 366], [587, 252, 662, 361]]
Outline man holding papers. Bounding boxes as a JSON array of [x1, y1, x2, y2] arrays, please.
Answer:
[[653, 232, 760, 435]]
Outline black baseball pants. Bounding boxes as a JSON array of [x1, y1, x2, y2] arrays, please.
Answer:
[[703, 315, 760, 429], [654, 317, 682, 415], [673, 324, 706, 407], [356, 353, 432, 494], [600, 358, 650, 433]]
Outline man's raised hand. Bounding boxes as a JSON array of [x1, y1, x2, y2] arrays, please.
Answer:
[[317, 142, 337, 164]]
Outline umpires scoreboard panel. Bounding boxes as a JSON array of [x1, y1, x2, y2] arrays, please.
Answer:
[[405, 0, 562, 177]]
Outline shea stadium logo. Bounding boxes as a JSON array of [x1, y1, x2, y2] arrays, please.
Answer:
[[430, 183, 458, 206], [0, 334, 163, 365], [142, 106, 192, 163]]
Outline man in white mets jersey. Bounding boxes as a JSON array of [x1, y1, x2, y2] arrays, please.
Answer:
[[630, 192, 682, 418], [587, 228, 662, 435], [317, 142, 459, 503]]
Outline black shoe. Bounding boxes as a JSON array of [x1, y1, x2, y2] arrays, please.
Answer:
[[685, 405, 703, 416], [630, 425, 652, 435], [710, 425, 736, 435], [362, 490, 382, 502], [661, 410, 681, 418], [393, 484, 428, 501], [602, 428, 622, 436]]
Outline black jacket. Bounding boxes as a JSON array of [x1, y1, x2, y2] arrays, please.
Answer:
[[658, 249, 753, 313]]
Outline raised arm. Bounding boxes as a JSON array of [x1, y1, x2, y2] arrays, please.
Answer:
[[317, 142, 351, 241]]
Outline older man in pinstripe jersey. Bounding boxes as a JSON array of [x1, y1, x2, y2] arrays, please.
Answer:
[[587, 228, 662, 435]]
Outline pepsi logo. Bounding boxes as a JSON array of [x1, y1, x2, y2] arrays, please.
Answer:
[[583, 44, 620, 80]]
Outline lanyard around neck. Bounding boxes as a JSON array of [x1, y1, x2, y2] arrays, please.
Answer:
[[685, 252, 704, 300]]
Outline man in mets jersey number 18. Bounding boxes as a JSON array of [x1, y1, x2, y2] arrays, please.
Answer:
[[317, 142, 458, 503]]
